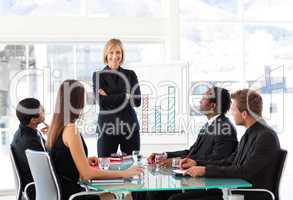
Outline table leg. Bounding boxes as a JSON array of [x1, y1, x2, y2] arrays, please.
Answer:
[[114, 192, 124, 200], [115, 192, 132, 200], [222, 188, 230, 200]]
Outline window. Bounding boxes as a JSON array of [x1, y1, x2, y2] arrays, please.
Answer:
[[1, 1, 293, 198], [244, 0, 293, 21], [179, 0, 240, 21], [0, 41, 164, 191], [180, 4, 293, 199], [0, 0, 162, 17], [244, 23, 293, 136], [0, 0, 82, 16], [87, 0, 162, 17]]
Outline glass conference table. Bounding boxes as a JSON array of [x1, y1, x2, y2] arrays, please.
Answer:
[[83, 159, 252, 200]]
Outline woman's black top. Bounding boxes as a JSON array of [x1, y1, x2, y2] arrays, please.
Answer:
[[92, 66, 141, 136], [50, 131, 89, 200]]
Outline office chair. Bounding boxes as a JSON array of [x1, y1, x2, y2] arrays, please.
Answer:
[[9, 145, 34, 200], [25, 149, 104, 200], [229, 149, 287, 200]]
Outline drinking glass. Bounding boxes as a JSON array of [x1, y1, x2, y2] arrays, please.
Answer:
[[99, 158, 110, 170], [172, 158, 180, 169], [132, 150, 140, 164], [155, 154, 164, 171]]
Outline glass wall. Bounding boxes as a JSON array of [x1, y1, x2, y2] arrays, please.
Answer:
[[1, 0, 293, 199], [87, 0, 161, 17], [0, 0, 161, 17], [180, 1, 293, 199], [0, 41, 164, 191], [0, 0, 82, 16]]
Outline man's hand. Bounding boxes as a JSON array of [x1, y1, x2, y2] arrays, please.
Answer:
[[147, 153, 167, 164], [40, 122, 49, 135], [88, 156, 99, 167], [159, 158, 172, 168], [147, 153, 157, 164], [98, 89, 108, 96], [184, 166, 206, 177], [180, 158, 197, 169]]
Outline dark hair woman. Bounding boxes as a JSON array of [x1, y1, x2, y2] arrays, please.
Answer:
[[48, 80, 143, 200]]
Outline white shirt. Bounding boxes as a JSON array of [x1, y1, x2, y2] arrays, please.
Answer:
[[207, 114, 221, 126]]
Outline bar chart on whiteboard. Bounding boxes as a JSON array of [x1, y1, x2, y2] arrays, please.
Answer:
[[132, 63, 189, 135]]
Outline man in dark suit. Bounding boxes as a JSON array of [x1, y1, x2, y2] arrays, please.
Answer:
[[175, 89, 281, 200], [141, 87, 238, 200], [11, 98, 47, 200], [147, 86, 238, 169]]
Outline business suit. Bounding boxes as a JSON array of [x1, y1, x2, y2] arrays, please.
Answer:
[[167, 114, 238, 162], [144, 114, 238, 200], [92, 66, 141, 157], [11, 123, 46, 200], [170, 121, 280, 200]]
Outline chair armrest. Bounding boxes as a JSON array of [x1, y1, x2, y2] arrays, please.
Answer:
[[229, 188, 275, 200], [69, 191, 105, 200], [23, 182, 35, 200], [80, 184, 89, 191]]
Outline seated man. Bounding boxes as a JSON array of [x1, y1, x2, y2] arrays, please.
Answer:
[[148, 86, 238, 166], [175, 89, 281, 200], [11, 98, 48, 200], [138, 87, 238, 200]]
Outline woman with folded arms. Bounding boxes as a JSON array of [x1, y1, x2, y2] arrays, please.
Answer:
[[92, 38, 141, 157], [47, 80, 143, 200]]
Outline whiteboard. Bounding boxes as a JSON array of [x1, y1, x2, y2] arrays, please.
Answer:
[[126, 62, 189, 135]]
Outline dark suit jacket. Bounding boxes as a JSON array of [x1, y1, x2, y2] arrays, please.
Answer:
[[11, 123, 46, 199], [166, 114, 238, 162], [205, 121, 280, 200], [92, 66, 141, 135]]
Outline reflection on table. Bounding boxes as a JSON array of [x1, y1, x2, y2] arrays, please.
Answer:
[[84, 159, 252, 193]]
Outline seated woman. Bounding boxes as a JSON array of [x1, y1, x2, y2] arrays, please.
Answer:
[[47, 79, 143, 200]]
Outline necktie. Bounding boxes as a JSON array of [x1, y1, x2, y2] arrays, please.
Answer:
[[234, 132, 249, 165]]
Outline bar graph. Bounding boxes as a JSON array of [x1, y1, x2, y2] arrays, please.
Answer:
[[142, 95, 149, 133], [154, 105, 161, 132], [167, 86, 176, 132], [131, 63, 188, 134], [140, 86, 178, 133]]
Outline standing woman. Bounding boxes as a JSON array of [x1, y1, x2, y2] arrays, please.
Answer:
[[92, 39, 141, 157]]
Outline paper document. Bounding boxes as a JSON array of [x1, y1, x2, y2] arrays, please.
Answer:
[[172, 169, 187, 175]]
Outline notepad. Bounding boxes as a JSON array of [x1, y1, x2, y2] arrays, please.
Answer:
[[109, 155, 133, 162], [172, 169, 186, 176]]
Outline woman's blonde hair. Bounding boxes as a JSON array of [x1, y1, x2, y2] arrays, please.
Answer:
[[103, 38, 125, 65]]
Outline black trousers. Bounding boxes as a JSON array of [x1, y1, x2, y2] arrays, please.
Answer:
[[73, 195, 100, 200], [97, 129, 140, 157], [132, 191, 182, 200], [60, 179, 101, 200], [168, 189, 223, 200], [145, 189, 222, 200]]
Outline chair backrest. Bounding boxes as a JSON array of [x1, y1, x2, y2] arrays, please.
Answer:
[[9, 145, 22, 200], [273, 149, 287, 200], [25, 150, 61, 200]]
